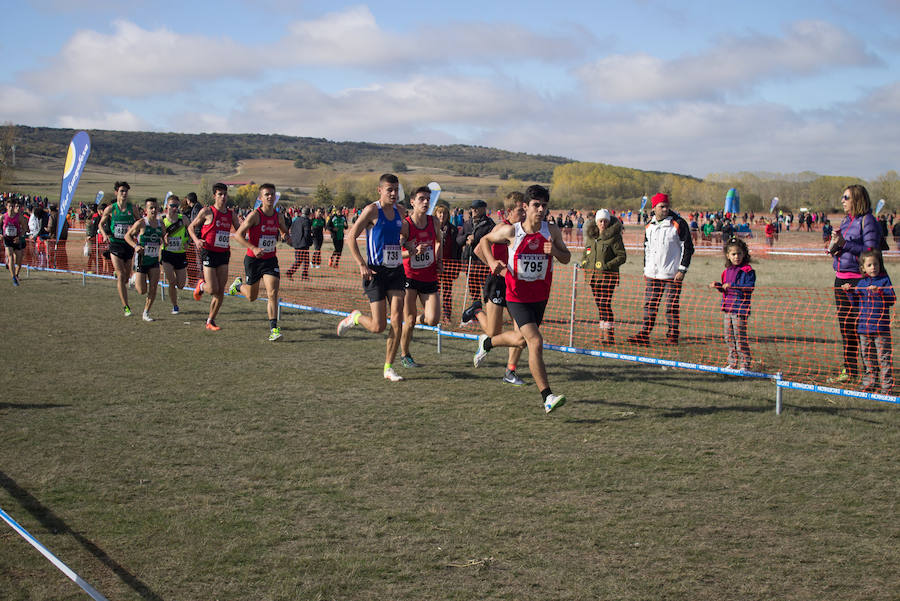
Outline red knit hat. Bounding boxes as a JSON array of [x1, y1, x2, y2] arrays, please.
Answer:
[[651, 193, 669, 208]]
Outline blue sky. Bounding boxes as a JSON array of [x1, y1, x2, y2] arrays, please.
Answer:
[[2, 0, 899, 179]]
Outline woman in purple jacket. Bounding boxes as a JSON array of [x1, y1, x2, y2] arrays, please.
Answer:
[[828, 184, 882, 383]]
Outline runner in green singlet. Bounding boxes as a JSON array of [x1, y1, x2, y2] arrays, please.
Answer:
[[98, 181, 141, 316], [124, 198, 164, 322]]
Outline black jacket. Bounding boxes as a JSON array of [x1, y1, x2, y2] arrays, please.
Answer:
[[290, 216, 313, 249]]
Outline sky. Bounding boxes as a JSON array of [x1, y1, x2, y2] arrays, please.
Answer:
[[2, 0, 899, 180]]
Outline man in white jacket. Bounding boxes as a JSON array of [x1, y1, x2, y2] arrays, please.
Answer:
[[627, 193, 694, 345]]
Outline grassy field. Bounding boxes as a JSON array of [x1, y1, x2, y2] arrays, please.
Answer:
[[1, 272, 898, 601]]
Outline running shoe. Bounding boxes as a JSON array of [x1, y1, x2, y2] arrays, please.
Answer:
[[473, 334, 490, 367], [228, 276, 242, 296], [826, 369, 851, 384], [460, 300, 482, 325], [337, 310, 361, 336], [12, 276, 19, 286], [128, 273, 136, 289], [502, 369, 525, 386], [123, 306, 133, 317], [268, 327, 283, 341], [142, 311, 154, 322], [400, 355, 422, 368], [205, 321, 221, 331], [626, 333, 649, 346], [383, 367, 404, 382], [193, 280, 204, 301], [544, 393, 567, 414], [171, 305, 180, 315]]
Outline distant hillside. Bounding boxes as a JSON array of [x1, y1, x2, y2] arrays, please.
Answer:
[[12, 126, 572, 182]]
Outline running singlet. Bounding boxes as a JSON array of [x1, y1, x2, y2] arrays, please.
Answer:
[[403, 215, 438, 282], [491, 219, 512, 263], [201, 206, 233, 252], [247, 207, 281, 259], [330, 215, 347, 241], [164, 215, 189, 253], [3, 213, 20, 238], [365, 202, 403, 268], [110, 203, 135, 242], [505, 221, 553, 303], [139, 219, 163, 264]]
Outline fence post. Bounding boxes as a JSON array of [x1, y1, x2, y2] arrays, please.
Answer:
[[774, 371, 783, 415], [464, 256, 472, 306], [277, 298, 281, 322], [82, 270, 86, 286], [436, 323, 442, 354], [568, 265, 578, 348]]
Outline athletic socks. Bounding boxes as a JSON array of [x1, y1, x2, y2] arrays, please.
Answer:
[[483, 338, 493, 352], [540, 388, 552, 401], [270, 319, 277, 329]]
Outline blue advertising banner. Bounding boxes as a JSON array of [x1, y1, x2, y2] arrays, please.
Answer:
[[57, 131, 91, 239]]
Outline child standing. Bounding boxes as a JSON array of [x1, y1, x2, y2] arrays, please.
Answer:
[[842, 251, 895, 393], [711, 238, 756, 370]]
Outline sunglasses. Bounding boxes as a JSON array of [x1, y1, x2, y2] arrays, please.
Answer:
[[841, 194, 851, 200], [168, 204, 179, 208]]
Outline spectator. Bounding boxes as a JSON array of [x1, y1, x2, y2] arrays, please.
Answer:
[[581, 208, 626, 344], [286, 207, 312, 280], [456, 199, 494, 304], [627, 193, 694, 346]]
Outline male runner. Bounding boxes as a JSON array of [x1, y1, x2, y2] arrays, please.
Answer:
[[161, 195, 190, 314], [398, 186, 442, 368], [189, 182, 240, 331], [124, 198, 164, 322], [473, 185, 571, 413], [336, 173, 407, 382], [462, 191, 528, 386], [228, 183, 291, 341], [98, 181, 141, 316]]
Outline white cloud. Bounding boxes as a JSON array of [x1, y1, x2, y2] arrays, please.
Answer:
[[25, 20, 261, 97], [172, 75, 541, 140], [577, 20, 881, 102], [279, 5, 584, 67]]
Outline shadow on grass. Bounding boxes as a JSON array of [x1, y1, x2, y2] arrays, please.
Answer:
[[0, 403, 69, 410], [575, 393, 887, 423], [0, 471, 165, 601]]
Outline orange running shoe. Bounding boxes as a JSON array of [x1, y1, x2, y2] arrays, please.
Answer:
[[205, 321, 221, 331], [193, 280, 205, 301]]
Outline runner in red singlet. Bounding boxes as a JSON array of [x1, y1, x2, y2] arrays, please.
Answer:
[[228, 183, 291, 341], [188, 182, 240, 331], [473, 185, 571, 413], [397, 186, 442, 368]]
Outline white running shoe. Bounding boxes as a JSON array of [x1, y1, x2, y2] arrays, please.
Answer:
[[383, 367, 404, 382], [473, 334, 489, 367], [142, 311, 154, 322], [337, 310, 361, 336], [544, 393, 567, 414]]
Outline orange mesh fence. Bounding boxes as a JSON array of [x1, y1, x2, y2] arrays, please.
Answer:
[[4, 232, 898, 404]]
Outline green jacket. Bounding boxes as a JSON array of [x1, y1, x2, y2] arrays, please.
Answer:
[[580, 217, 626, 273]]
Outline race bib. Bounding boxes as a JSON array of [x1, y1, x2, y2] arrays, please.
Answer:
[[166, 237, 183, 252], [113, 222, 130, 238], [214, 230, 230, 249], [259, 235, 277, 254], [516, 253, 548, 281], [144, 242, 160, 258], [410, 245, 434, 269], [3, 225, 16, 237], [383, 244, 401, 268]]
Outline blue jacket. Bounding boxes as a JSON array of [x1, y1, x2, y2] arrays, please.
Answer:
[[833, 211, 882, 273], [715, 264, 756, 316], [851, 273, 895, 335]]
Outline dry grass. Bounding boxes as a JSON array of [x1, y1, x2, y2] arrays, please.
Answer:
[[1, 272, 898, 600]]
